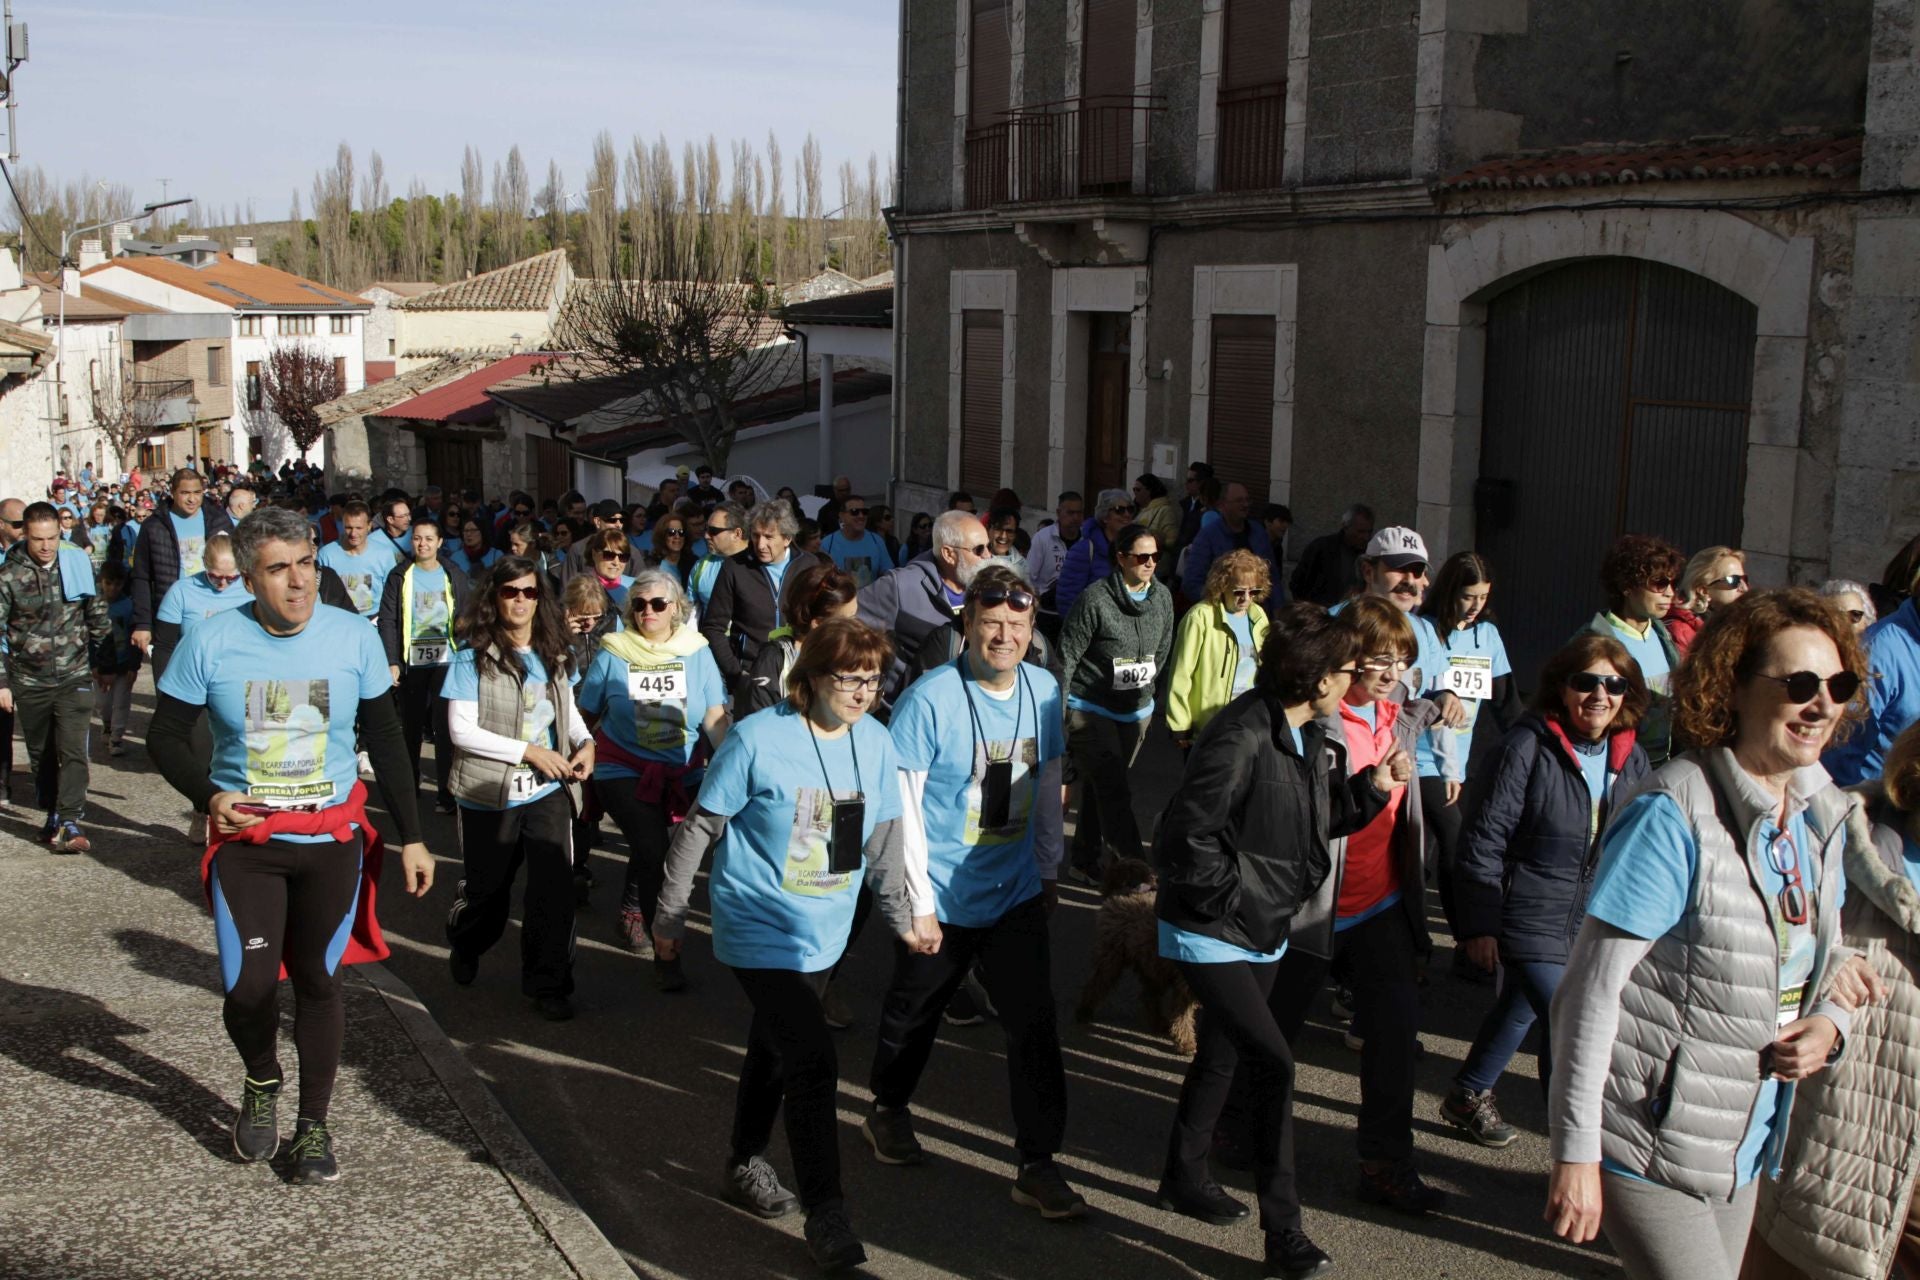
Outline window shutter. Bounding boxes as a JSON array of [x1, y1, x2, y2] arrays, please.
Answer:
[[961, 310, 1003, 496], [1223, 0, 1289, 91], [1083, 0, 1134, 98], [1207, 315, 1277, 501], [970, 0, 1010, 126]]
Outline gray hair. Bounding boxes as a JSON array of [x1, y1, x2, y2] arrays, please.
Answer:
[[931, 508, 983, 552], [204, 531, 237, 568], [746, 500, 799, 540], [1818, 578, 1877, 626], [961, 552, 1031, 591], [626, 566, 692, 630], [1093, 488, 1131, 521], [708, 500, 746, 531], [232, 506, 315, 575]]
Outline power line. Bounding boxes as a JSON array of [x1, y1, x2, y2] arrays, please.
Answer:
[[0, 153, 56, 262]]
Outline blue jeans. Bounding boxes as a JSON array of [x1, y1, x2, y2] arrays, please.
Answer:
[[1455, 959, 1564, 1095]]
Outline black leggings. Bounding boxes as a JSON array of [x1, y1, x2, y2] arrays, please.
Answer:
[[1420, 776, 1464, 937], [398, 666, 451, 804], [1167, 959, 1303, 1232], [597, 781, 669, 921], [208, 834, 363, 1121], [731, 967, 841, 1210], [447, 791, 576, 998]]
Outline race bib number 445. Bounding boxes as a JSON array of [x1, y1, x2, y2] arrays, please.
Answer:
[[1111, 659, 1157, 692], [627, 664, 686, 703], [1441, 656, 1493, 701]]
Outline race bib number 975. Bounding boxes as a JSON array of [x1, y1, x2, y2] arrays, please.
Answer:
[[1441, 656, 1492, 701]]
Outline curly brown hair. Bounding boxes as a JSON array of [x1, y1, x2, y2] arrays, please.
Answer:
[[1600, 534, 1683, 613], [1529, 633, 1650, 732], [1204, 548, 1271, 608], [1670, 587, 1869, 750], [1885, 722, 1920, 811]]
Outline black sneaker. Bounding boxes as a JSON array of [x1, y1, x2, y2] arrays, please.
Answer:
[[1356, 1160, 1444, 1215], [433, 796, 457, 815], [232, 1077, 281, 1162], [863, 1105, 925, 1165], [725, 1155, 800, 1219], [37, 811, 59, 844], [943, 982, 985, 1027], [1156, 1178, 1249, 1225], [533, 994, 574, 1022], [1012, 1158, 1087, 1220], [1329, 984, 1355, 1021], [804, 1203, 868, 1271], [572, 871, 593, 907], [655, 955, 689, 993], [1439, 1084, 1518, 1148], [288, 1117, 339, 1184], [448, 948, 477, 986], [1265, 1228, 1334, 1279]]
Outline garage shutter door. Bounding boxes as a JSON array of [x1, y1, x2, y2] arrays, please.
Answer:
[[1207, 314, 1276, 500]]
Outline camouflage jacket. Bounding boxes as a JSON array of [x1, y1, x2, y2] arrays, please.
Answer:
[[0, 543, 111, 689]]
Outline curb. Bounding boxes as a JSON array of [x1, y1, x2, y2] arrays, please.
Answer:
[[358, 962, 641, 1280]]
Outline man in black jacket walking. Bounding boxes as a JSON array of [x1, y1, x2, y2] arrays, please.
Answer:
[[131, 469, 234, 673], [700, 501, 822, 703]]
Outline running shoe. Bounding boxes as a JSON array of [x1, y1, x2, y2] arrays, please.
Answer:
[[942, 983, 985, 1027], [1329, 984, 1355, 1021], [804, 1203, 867, 1271], [187, 812, 208, 846], [50, 822, 90, 854], [448, 948, 477, 986], [725, 1155, 800, 1219], [232, 1077, 281, 1162], [37, 811, 60, 843], [654, 956, 688, 993], [862, 1106, 925, 1165], [1264, 1228, 1334, 1279], [1011, 1159, 1087, 1219], [1356, 1159, 1444, 1215], [288, 1117, 339, 1184]]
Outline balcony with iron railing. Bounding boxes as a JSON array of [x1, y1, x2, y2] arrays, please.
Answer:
[[1216, 81, 1287, 192], [965, 95, 1166, 207], [129, 376, 214, 427]]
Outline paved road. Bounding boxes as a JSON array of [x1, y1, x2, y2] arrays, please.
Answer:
[[364, 710, 1622, 1280]]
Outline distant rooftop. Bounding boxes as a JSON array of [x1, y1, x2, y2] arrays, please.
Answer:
[[396, 250, 568, 313]]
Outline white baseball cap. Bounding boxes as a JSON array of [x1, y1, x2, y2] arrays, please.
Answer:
[[1365, 526, 1429, 569]]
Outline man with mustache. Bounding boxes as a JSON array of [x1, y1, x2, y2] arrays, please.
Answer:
[[1345, 527, 1465, 732]]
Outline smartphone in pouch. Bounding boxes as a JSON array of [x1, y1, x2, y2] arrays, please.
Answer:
[[981, 758, 1013, 829], [829, 798, 866, 874]]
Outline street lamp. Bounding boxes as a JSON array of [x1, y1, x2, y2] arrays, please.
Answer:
[[53, 195, 192, 483], [185, 392, 200, 471]]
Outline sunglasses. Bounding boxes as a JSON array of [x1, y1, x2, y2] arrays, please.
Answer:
[[1229, 587, 1259, 600], [963, 543, 989, 556], [1110, 504, 1136, 516], [512, 507, 531, 517], [1362, 656, 1411, 673], [1758, 670, 1863, 704], [660, 529, 686, 539], [1568, 671, 1630, 696], [600, 549, 632, 560], [635, 596, 674, 614], [844, 507, 868, 516], [1643, 577, 1675, 592], [969, 585, 1037, 612], [1707, 574, 1748, 590], [707, 524, 733, 535], [496, 585, 540, 601], [1765, 828, 1810, 926], [1124, 550, 1159, 563], [569, 613, 604, 629], [828, 672, 883, 692]]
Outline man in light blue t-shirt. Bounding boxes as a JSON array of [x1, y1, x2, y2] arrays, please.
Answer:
[[315, 502, 398, 622], [818, 498, 889, 590], [863, 564, 1085, 1221]]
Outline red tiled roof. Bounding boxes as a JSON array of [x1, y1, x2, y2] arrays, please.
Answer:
[[396, 250, 567, 312], [81, 253, 369, 310], [1437, 134, 1861, 192], [376, 354, 559, 424]]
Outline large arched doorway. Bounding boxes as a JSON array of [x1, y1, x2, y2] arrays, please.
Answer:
[[1475, 258, 1758, 682]]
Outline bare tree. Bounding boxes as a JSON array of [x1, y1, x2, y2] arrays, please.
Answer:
[[258, 342, 346, 459], [459, 145, 485, 277], [401, 178, 432, 281], [89, 362, 166, 471], [585, 131, 619, 278], [539, 159, 567, 250], [766, 131, 787, 283]]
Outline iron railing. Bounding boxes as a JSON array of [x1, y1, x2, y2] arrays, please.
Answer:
[[1217, 82, 1287, 192], [964, 95, 1166, 205], [131, 377, 192, 401]]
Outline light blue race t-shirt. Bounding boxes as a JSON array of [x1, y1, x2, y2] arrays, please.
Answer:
[[169, 510, 207, 576], [449, 545, 501, 578], [158, 603, 389, 842], [156, 572, 254, 636], [578, 643, 727, 771], [1587, 790, 1831, 1187], [317, 540, 398, 619], [404, 567, 453, 641], [1416, 620, 1513, 777], [762, 552, 793, 627], [1605, 614, 1672, 699], [441, 647, 565, 811], [697, 702, 902, 972], [1226, 609, 1258, 699], [889, 661, 1066, 928], [819, 530, 890, 590]]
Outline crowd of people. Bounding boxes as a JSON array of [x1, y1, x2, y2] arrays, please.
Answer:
[[9, 450, 1920, 1280]]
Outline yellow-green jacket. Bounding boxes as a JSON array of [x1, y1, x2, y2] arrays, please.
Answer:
[[1165, 600, 1269, 736]]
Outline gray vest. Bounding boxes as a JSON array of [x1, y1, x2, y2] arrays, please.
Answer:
[[1600, 748, 1853, 1200], [448, 644, 576, 811]]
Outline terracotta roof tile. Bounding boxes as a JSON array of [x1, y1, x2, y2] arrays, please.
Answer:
[[363, 281, 438, 299], [377, 353, 559, 424], [81, 253, 369, 310], [25, 275, 129, 321], [1436, 134, 1862, 193], [396, 250, 568, 312], [316, 354, 504, 426]]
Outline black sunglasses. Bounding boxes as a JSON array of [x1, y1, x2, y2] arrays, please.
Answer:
[[968, 585, 1036, 612], [844, 507, 868, 516], [635, 596, 674, 614], [1568, 671, 1630, 696], [1759, 671, 1863, 704], [1707, 574, 1748, 590], [496, 585, 540, 601]]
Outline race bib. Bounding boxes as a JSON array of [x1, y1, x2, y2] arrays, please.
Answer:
[[627, 663, 686, 704], [1111, 659, 1157, 692], [410, 640, 451, 667], [1442, 655, 1493, 701], [507, 765, 543, 803]]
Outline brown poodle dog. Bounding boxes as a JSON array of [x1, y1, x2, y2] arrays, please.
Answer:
[[1074, 857, 1199, 1056]]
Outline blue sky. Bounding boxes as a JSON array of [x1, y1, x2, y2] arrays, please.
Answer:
[[29, 1, 899, 216]]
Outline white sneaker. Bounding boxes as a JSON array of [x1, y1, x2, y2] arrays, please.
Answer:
[[357, 750, 374, 780]]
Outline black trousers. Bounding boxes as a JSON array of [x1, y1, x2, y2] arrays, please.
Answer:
[[15, 680, 92, 819], [1420, 776, 1464, 938], [597, 781, 669, 921], [1269, 906, 1422, 1164], [731, 967, 841, 1211], [446, 790, 576, 997], [1066, 710, 1148, 872], [209, 835, 363, 1122], [869, 894, 1067, 1162], [398, 665, 451, 805], [1168, 958, 1304, 1232]]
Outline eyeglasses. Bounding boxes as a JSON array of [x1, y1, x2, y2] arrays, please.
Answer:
[[1707, 574, 1748, 590], [635, 596, 674, 614], [828, 672, 883, 692], [511, 507, 531, 517], [1567, 671, 1630, 696], [1392, 562, 1428, 579], [207, 572, 241, 586], [967, 584, 1036, 612], [1362, 656, 1411, 673], [496, 585, 541, 601], [1331, 667, 1364, 678], [1758, 670, 1863, 704], [1110, 504, 1136, 516], [1229, 587, 1259, 600], [1765, 828, 1810, 925], [600, 549, 632, 560], [1846, 609, 1867, 624]]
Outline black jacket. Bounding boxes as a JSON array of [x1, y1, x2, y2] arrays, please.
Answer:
[[130, 505, 234, 630], [700, 548, 824, 685], [376, 559, 473, 667], [1289, 531, 1361, 609], [1453, 712, 1650, 964], [1154, 690, 1387, 954]]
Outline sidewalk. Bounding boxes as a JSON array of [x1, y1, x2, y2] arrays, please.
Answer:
[[0, 744, 635, 1280]]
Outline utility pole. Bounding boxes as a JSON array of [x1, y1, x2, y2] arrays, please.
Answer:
[[0, 1, 25, 163]]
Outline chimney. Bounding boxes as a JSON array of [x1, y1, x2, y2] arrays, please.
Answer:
[[109, 223, 133, 257], [77, 238, 104, 273], [232, 236, 258, 265]]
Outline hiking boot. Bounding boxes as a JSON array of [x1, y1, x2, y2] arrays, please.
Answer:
[[50, 821, 90, 854], [804, 1203, 867, 1271], [1011, 1158, 1087, 1220], [533, 994, 574, 1022], [232, 1077, 281, 1162], [819, 979, 854, 1031], [38, 812, 60, 843], [725, 1154, 800, 1219], [288, 1118, 339, 1184], [654, 955, 688, 993], [863, 1105, 925, 1166], [1439, 1085, 1518, 1148], [616, 909, 654, 958], [448, 948, 477, 986], [1356, 1160, 1444, 1215], [1264, 1228, 1334, 1279], [1156, 1178, 1249, 1225]]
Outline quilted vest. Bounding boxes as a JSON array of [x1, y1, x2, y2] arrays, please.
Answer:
[[447, 643, 575, 811], [1600, 748, 1852, 1200], [1754, 789, 1920, 1280]]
